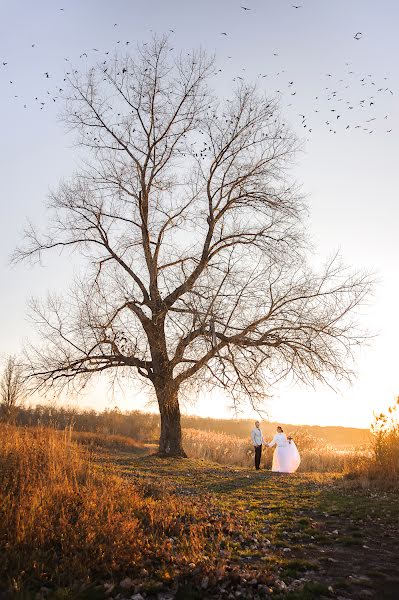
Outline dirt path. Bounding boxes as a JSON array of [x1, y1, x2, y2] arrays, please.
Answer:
[[95, 452, 399, 600]]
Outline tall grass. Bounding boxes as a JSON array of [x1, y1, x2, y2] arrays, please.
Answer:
[[182, 428, 361, 472], [70, 429, 146, 452], [0, 425, 220, 593], [346, 398, 399, 487]]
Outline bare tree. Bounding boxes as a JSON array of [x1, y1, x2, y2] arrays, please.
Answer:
[[14, 36, 373, 456], [0, 356, 27, 423]]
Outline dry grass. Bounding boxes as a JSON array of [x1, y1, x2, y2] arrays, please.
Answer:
[[0, 425, 222, 594], [183, 428, 253, 467], [182, 428, 362, 472], [70, 429, 145, 452], [1, 423, 398, 598], [345, 398, 399, 488]]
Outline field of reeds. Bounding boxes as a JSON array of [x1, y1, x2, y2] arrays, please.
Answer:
[[182, 428, 367, 473]]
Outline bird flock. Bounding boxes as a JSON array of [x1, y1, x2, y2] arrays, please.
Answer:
[[1, 2, 395, 138]]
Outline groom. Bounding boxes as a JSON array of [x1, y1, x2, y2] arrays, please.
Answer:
[[251, 420, 264, 470]]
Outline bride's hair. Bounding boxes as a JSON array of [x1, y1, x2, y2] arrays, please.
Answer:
[[277, 426, 283, 432]]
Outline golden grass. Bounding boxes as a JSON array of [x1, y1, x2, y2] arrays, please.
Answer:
[[183, 428, 252, 467], [0, 425, 222, 593], [345, 399, 399, 488], [182, 427, 362, 472], [70, 428, 145, 452]]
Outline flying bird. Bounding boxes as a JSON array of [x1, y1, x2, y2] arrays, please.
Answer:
[[354, 32, 363, 40], [241, 6, 251, 10], [221, 32, 228, 36]]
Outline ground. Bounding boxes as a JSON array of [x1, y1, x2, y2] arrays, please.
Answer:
[[90, 448, 399, 600]]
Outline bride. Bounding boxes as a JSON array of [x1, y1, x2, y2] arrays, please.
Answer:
[[267, 426, 301, 473]]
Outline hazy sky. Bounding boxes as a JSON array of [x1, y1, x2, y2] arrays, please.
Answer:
[[1, 0, 398, 427]]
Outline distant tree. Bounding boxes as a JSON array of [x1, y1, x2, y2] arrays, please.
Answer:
[[0, 355, 27, 423], [14, 36, 373, 456]]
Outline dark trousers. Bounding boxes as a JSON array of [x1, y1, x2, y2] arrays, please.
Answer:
[[254, 445, 262, 470]]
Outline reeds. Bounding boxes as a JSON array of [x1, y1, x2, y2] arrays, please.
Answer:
[[182, 428, 361, 472], [345, 398, 399, 487]]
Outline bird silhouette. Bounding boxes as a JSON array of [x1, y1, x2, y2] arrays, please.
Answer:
[[221, 32, 228, 36], [354, 32, 363, 40], [241, 6, 251, 10]]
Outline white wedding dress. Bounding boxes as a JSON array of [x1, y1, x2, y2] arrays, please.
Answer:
[[268, 432, 300, 473]]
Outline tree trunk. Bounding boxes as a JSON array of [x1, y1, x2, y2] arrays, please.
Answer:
[[156, 385, 187, 457]]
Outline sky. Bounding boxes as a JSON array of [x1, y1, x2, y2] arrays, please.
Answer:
[[1, 0, 398, 428]]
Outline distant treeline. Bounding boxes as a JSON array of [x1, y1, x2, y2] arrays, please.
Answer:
[[15, 405, 159, 442], [13, 404, 370, 448]]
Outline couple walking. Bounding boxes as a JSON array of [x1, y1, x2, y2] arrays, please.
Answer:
[[251, 421, 301, 473]]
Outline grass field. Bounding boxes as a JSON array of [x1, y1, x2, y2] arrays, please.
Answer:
[[99, 452, 399, 600], [1, 425, 398, 600]]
